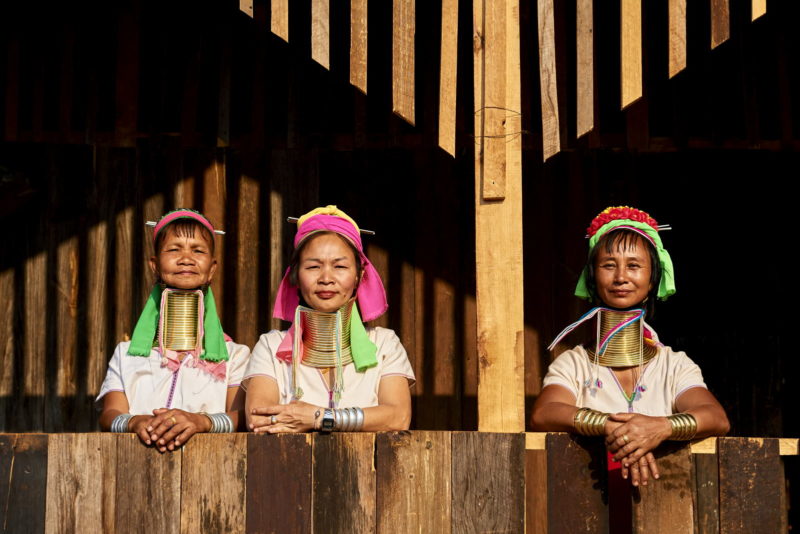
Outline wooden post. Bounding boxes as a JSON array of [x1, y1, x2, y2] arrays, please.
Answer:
[[203, 153, 227, 313], [392, 0, 415, 125], [311, 0, 330, 69], [24, 251, 47, 430], [631, 444, 695, 533], [272, 0, 289, 42], [350, 0, 368, 94], [472, 0, 525, 432], [0, 434, 48, 534], [438, 0, 458, 156], [538, 0, 561, 158], [695, 441, 720, 534], [240, 0, 253, 18], [576, 0, 594, 137], [752, 0, 766, 20], [621, 0, 643, 108], [668, 0, 687, 78], [711, 0, 730, 49]]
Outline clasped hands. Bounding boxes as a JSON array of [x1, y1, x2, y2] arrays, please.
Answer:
[[130, 408, 211, 452], [604, 412, 672, 487], [249, 400, 321, 434]]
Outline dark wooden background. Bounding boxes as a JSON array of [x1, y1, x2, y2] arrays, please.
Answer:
[[1, 0, 798, 443]]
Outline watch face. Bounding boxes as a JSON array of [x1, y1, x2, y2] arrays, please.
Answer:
[[322, 410, 334, 431]]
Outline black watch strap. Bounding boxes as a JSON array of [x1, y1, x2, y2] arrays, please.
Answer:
[[321, 408, 335, 432]]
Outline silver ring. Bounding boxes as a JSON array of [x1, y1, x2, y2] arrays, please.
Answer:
[[270, 415, 277, 425], [622, 434, 630, 444]]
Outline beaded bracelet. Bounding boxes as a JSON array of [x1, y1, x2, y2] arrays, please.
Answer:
[[573, 407, 609, 436], [667, 413, 697, 440], [111, 414, 133, 433]]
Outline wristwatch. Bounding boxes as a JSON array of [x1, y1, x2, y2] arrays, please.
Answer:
[[321, 408, 335, 432]]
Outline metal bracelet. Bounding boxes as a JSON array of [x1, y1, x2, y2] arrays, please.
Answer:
[[667, 413, 697, 441], [111, 414, 133, 433], [573, 408, 609, 436], [204, 412, 234, 433], [332, 407, 365, 432]]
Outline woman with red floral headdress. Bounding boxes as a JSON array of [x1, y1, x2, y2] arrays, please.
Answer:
[[531, 207, 729, 487]]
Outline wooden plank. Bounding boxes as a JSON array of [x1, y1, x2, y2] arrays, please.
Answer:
[[240, 0, 253, 18], [0, 269, 15, 399], [114, 206, 135, 343], [692, 437, 717, 454], [451, 433, 525, 533], [576, 0, 594, 137], [52, 237, 79, 431], [86, 220, 109, 398], [181, 434, 246, 534], [24, 251, 47, 430], [203, 153, 226, 313], [115, 434, 181, 534], [217, 33, 231, 148], [526, 432, 546, 450], [473, 0, 524, 431], [525, 448, 547, 534], [632, 444, 694, 534], [235, 172, 260, 347], [350, 0, 368, 94], [45, 434, 116, 534], [438, 0, 458, 156], [376, 432, 451, 534], [752, 0, 766, 21], [695, 451, 720, 534], [115, 3, 139, 147], [271, 0, 289, 42], [668, 0, 687, 78], [141, 192, 164, 305], [710, 0, 730, 49], [312, 433, 376, 533], [621, 0, 643, 108], [546, 433, 608, 533], [538, 0, 561, 158], [174, 176, 196, 209], [392, 0, 415, 125], [719, 437, 787, 533], [311, 0, 330, 69], [247, 433, 312, 534], [779, 438, 798, 455], [0, 434, 48, 534]]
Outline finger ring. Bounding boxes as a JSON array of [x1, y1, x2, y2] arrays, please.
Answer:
[[169, 416, 177, 426], [270, 415, 277, 425], [622, 434, 630, 444]]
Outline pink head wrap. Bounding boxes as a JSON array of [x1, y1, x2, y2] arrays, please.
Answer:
[[153, 209, 217, 242], [272, 208, 388, 322]]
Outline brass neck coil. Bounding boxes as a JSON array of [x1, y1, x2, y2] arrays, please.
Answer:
[[161, 289, 201, 351], [300, 301, 354, 368], [587, 309, 656, 368]]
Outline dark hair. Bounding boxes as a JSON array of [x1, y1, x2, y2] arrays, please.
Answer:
[[154, 219, 216, 255], [585, 229, 660, 311], [288, 231, 363, 287]]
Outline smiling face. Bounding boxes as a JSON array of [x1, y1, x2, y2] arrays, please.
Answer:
[[297, 233, 360, 313], [593, 233, 653, 309], [149, 224, 217, 290]]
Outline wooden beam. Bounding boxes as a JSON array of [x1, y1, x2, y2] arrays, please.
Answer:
[[752, 0, 766, 21], [438, 0, 458, 156], [621, 0, 643, 108], [240, 0, 253, 18], [632, 445, 695, 533], [24, 251, 47, 430], [311, 0, 330, 69], [575, 0, 593, 137], [271, 0, 289, 42], [668, 0, 687, 78], [711, 0, 730, 49], [203, 153, 227, 314], [538, 0, 561, 158], [392, 0, 415, 125], [350, 0, 368, 94], [473, 0, 525, 432]]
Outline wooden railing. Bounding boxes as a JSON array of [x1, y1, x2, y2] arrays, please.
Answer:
[[0, 432, 794, 533]]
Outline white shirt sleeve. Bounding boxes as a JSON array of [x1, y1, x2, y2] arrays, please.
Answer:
[[226, 341, 251, 387], [243, 331, 282, 381], [374, 328, 416, 386], [96, 343, 126, 406], [542, 349, 583, 399]]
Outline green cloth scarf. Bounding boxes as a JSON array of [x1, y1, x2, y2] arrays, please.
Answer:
[[349, 303, 378, 372], [128, 285, 229, 361]]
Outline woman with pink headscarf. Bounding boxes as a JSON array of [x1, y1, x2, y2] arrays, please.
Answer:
[[243, 206, 415, 433]]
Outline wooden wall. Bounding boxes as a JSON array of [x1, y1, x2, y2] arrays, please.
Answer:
[[1, 0, 800, 444]]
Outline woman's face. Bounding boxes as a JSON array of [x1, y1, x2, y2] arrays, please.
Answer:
[[149, 226, 217, 290], [297, 233, 360, 313], [593, 234, 652, 309]]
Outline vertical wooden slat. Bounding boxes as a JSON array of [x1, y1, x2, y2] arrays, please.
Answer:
[[695, 450, 720, 534], [350, 0, 368, 94], [53, 237, 79, 429], [710, 0, 730, 49], [313, 433, 376, 533], [632, 444, 694, 533], [217, 34, 231, 148], [240, 0, 253, 18], [45, 434, 116, 534], [271, 0, 289, 42], [668, 0, 687, 78], [268, 185, 284, 332], [451, 433, 525, 533], [473, 0, 525, 431], [438, 0, 458, 156], [0, 434, 48, 534], [525, 437, 547, 534], [0, 269, 15, 400], [719, 437, 787, 533], [376, 432, 452, 534], [181, 434, 246, 534], [621, 0, 643, 108], [141, 192, 164, 304], [115, 435, 181, 534], [86, 220, 108, 397], [24, 251, 47, 430], [235, 172, 260, 347], [203, 153, 226, 312], [576, 0, 594, 137], [392, 0, 415, 125], [174, 176, 196, 209], [538, 0, 561, 159], [546, 433, 608, 533], [114, 206, 135, 343], [311, 0, 330, 69], [115, 3, 139, 147], [246, 434, 312, 534], [752, 0, 766, 21]]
